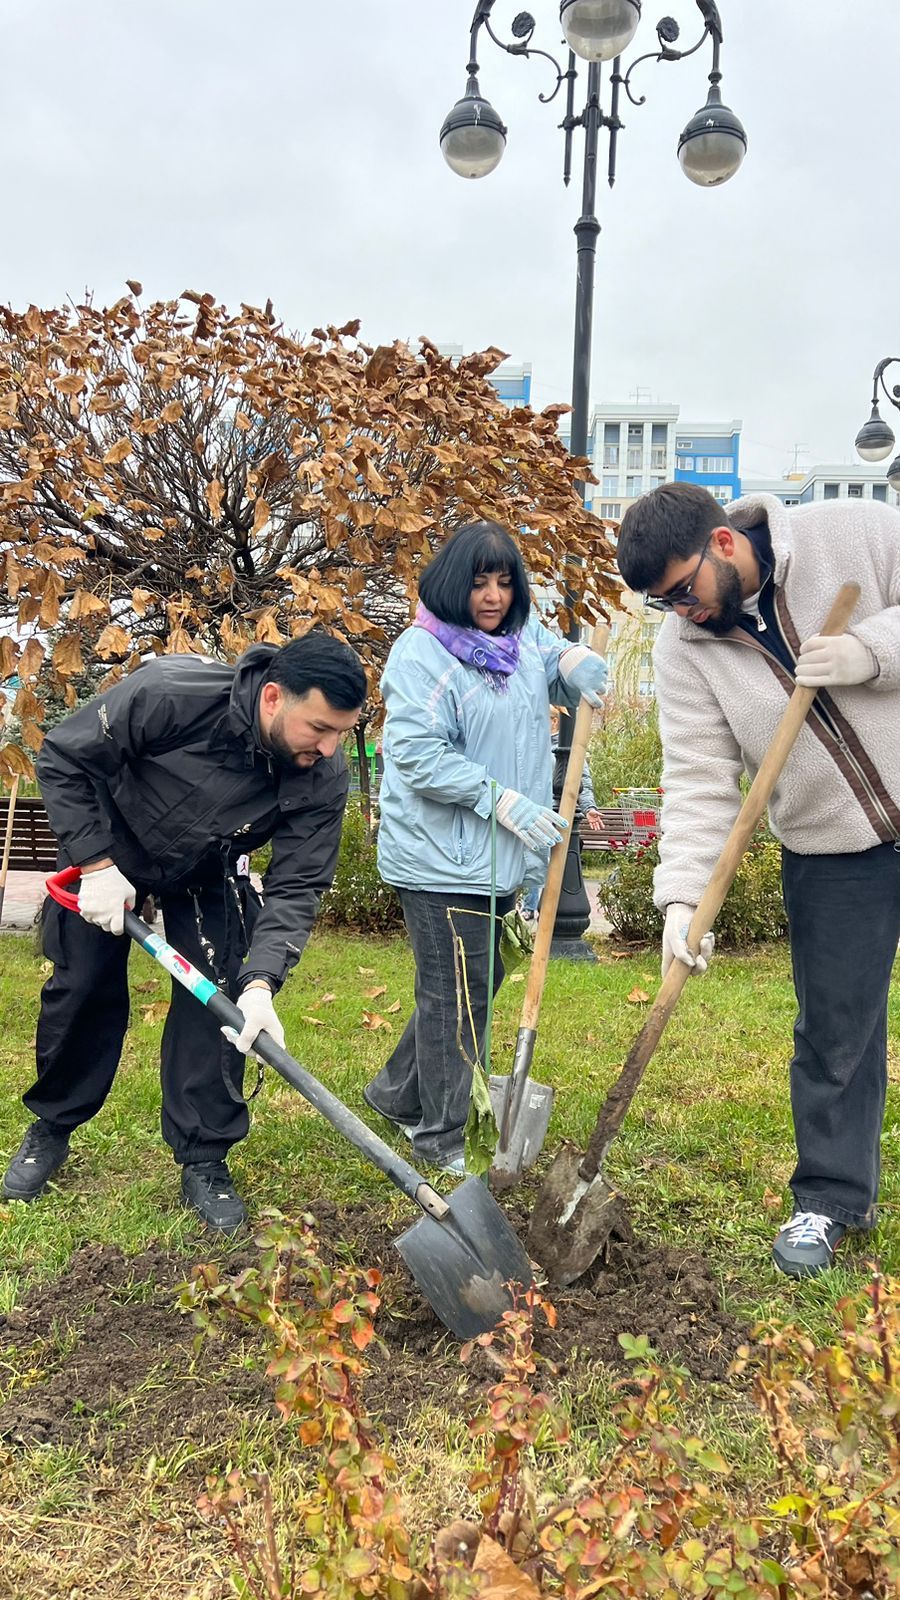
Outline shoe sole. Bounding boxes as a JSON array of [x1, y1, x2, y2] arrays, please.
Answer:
[[181, 1195, 248, 1233]]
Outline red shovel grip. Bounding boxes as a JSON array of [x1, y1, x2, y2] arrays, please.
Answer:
[[46, 866, 82, 911]]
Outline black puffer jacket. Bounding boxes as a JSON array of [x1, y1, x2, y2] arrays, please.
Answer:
[[36, 646, 350, 990]]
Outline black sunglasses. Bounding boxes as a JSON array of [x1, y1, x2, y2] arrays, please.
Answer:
[[644, 535, 714, 613]]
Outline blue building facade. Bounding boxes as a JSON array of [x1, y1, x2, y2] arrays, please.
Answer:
[[489, 363, 532, 408], [673, 421, 741, 505]]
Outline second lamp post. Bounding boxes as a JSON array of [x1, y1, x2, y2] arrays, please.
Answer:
[[441, 0, 747, 958]]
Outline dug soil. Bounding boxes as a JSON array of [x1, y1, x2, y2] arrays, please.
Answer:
[[0, 1194, 745, 1463]]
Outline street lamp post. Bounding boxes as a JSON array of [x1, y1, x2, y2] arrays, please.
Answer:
[[441, 1, 746, 959], [854, 358, 900, 494]]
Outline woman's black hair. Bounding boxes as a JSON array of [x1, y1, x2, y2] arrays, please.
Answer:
[[418, 520, 531, 633]]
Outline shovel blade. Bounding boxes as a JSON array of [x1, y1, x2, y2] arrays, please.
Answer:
[[396, 1176, 534, 1340], [526, 1142, 623, 1286], [488, 1074, 554, 1188]]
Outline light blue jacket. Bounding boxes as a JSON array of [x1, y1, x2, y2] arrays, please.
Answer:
[[376, 616, 581, 895]]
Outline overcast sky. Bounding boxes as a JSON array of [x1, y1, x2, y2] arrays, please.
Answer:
[[4, 0, 899, 480]]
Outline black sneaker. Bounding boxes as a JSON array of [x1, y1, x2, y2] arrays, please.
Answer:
[[772, 1211, 847, 1279], [181, 1160, 247, 1233], [2, 1121, 71, 1201]]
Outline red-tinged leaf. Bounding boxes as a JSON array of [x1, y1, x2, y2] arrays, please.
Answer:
[[351, 1321, 375, 1351], [331, 1299, 355, 1323]]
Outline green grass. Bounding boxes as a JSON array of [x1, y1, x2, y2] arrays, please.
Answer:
[[3, 929, 900, 1320], [1, 926, 899, 1594]]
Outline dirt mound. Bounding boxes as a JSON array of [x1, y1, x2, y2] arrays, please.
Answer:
[[0, 1198, 745, 1460]]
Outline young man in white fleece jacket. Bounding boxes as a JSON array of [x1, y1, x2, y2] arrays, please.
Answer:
[[616, 481, 900, 1279]]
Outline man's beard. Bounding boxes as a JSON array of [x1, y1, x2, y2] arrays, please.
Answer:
[[702, 559, 745, 636], [264, 716, 320, 772]]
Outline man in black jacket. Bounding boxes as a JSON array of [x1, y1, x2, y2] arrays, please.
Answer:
[[2, 633, 367, 1229]]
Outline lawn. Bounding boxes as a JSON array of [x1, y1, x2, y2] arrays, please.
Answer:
[[1, 924, 899, 1598]]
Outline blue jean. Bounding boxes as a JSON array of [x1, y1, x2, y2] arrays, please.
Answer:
[[781, 841, 900, 1228], [365, 886, 514, 1163]]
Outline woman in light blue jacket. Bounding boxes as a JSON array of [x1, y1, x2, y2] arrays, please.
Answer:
[[366, 520, 608, 1173]]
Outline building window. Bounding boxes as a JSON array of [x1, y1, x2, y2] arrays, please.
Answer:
[[651, 423, 667, 444], [627, 423, 643, 443], [602, 474, 618, 496], [676, 438, 693, 449], [847, 483, 863, 498], [626, 446, 643, 470], [600, 501, 621, 518], [626, 476, 641, 497], [602, 444, 619, 467], [675, 455, 694, 471], [650, 475, 665, 489], [873, 483, 888, 502], [604, 423, 619, 443], [824, 483, 839, 500], [650, 446, 667, 469]]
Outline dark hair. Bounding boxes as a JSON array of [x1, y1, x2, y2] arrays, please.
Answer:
[[265, 632, 367, 710], [418, 520, 531, 633], [616, 482, 730, 593]]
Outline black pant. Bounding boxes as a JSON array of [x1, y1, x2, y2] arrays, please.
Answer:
[[782, 841, 900, 1229], [365, 887, 514, 1163], [25, 874, 258, 1164]]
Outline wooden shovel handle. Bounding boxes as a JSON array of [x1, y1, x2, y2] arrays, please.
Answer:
[[576, 580, 860, 1185], [519, 620, 610, 1031], [0, 776, 20, 890]]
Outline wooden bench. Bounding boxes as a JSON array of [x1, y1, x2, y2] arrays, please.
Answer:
[[0, 794, 59, 871]]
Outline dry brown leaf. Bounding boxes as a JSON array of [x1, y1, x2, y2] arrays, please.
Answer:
[[385, 999, 401, 1013], [471, 1534, 541, 1598], [301, 1016, 326, 1027], [762, 1187, 783, 1215], [141, 1001, 169, 1026], [363, 986, 386, 1000], [362, 1012, 392, 1031], [626, 987, 650, 1005], [52, 633, 84, 676], [206, 479, 224, 520], [316, 992, 337, 1006], [102, 437, 132, 466]]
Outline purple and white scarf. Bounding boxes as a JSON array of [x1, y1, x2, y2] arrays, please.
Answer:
[[413, 602, 521, 692]]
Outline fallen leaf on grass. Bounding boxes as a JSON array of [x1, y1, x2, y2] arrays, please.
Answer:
[[362, 1011, 392, 1031], [315, 991, 337, 1006], [762, 1186, 783, 1214], [363, 985, 386, 1000], [141, 1001, 169, 1025], [134, 979, 158, 994], [385, 999, 402, 1013], [301, 1015, 326, 1027], [358, 966, 376, 976], [627, 987, 650, 1004], [508, 972, 525, 983], [472, 1534, 541, 1597]]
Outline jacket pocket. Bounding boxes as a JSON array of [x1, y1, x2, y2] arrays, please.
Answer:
[[452, 806, 471, 867]]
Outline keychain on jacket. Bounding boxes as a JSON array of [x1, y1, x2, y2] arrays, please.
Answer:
[[189, 861, 265, 1105]]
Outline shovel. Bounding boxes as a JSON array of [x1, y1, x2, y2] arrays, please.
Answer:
[[489, 622, 609, 1187], [46, 868, 534, 1341], [527, 581, 860, 1285]]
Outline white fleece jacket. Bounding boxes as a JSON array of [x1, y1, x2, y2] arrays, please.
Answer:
[[652, 493, 900, 911]]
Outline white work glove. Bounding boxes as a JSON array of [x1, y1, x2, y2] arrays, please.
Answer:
[[77, 864, 136, 937], [496, 787, 569, 851], [558, 644, 609, 707], [224, 985, 286, 1055], [795, 633, 877, 688], [662, 903, 715, 979]]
